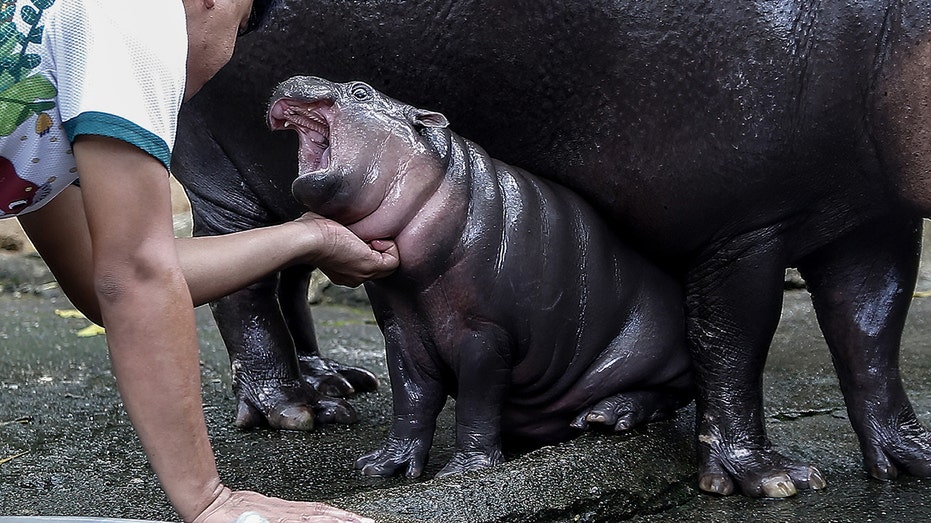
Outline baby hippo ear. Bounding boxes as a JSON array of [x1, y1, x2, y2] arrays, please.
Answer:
[[411, 108, 449, 129]]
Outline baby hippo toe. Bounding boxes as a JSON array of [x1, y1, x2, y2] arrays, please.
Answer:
[[571, 391, 679, 432]]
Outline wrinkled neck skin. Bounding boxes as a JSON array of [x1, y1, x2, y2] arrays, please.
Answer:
[[342, 140, 445, 241], [382, 127, 505, 274], [294, 120, 471, 271], [351, 127, 472, 271]]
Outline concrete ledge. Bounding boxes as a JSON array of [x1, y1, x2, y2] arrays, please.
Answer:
[[335, 416, 696, 523]]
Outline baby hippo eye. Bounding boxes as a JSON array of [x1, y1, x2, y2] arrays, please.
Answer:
[[350, 83, 372, 100]]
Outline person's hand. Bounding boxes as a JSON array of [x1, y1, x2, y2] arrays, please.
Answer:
[[296, 212, 399, 286], [191, 487, 375, 523]]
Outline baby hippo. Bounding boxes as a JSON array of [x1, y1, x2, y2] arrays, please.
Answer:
[[267, 76, 694, 478]]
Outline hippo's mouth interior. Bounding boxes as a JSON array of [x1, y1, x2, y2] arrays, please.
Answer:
[[269, 99, 331, 173]]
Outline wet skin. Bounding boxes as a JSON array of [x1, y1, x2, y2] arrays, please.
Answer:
[[267, 76, 695, 477], [172, 0, 931, 496]]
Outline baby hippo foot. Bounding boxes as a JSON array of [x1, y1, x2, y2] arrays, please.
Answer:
[[698, 437, 826, 497], [859, 411, 931, 480], [234, 376, 358, 431], [436, 449, 505, 478], [571, 390, 686, 432], [299, 353, 380, 397], [356, 435, 432, 478]]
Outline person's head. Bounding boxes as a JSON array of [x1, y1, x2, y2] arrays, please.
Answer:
[[182, 0, 276, 100]]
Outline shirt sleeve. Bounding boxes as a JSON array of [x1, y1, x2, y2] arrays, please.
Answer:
[[47, 0, 187, 170]]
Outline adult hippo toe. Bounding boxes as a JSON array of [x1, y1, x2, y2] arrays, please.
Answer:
[[173, 0, 931, 496], [268, 76, 694, 477]]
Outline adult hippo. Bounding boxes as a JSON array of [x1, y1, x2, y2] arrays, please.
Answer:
[[267, 76, 694, 477], [171, 0, 931, 497]]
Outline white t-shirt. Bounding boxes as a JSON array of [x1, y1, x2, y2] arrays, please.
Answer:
[[0, 0, 187, 217]]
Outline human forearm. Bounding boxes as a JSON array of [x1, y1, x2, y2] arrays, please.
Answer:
[[22, 199, 395, 326], [100, 268, 223, 521], [64, 134, 224, 520], [175, 220, 313, 306], [177, 213, 398, 307]]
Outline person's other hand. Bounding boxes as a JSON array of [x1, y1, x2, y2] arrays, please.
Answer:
[[296, 212, 399, 286], [192, 487, 375, 523]]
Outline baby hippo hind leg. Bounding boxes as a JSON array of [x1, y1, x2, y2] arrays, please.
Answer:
[[572, 386, 693, 432], [570, 297, 694, 433]]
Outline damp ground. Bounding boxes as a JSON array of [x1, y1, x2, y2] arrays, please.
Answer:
[[4, 218, 931, 521]]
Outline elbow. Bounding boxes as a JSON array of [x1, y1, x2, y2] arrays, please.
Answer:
[[93, 271, 132, 307], [92, 260, 188, 313]]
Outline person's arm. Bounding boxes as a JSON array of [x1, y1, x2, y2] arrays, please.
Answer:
[[66, 135, 374, 523], [175, 211, 399, 303], [19, 183, 398, 328], [73, 135, 214, 519]]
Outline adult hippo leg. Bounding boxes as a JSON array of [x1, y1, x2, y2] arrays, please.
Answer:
[[688, 226, 825, 497], [174, 114, 360, 430], [210, 277, 355, 429], [277, 265, 379, 397], [210, 280, 314, 430], [798, 216, 931, 479]]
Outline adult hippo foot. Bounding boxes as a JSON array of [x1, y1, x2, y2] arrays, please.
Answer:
[[858, 412, 931, 480], [436, 449, 505, 478], [298, 353, 379, 398], [570, 391, 686, 432], [356, 434, 432, 478], [234, 377, 358, 431], [697, 439, 827, 497]]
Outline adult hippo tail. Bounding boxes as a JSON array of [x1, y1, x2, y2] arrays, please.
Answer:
[[268, 76, 694, 477], [172, 0, 931, 497]]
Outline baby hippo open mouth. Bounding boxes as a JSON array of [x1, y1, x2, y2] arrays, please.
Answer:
[[268, 97, 332, 174], [267, 76, 452, 237]]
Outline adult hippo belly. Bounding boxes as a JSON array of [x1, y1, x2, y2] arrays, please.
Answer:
[[268, 76, 694, 478], [171, 0, 931, 497]]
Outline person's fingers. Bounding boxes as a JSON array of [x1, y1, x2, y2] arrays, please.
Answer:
[[307, 502, 376, 522], [369, 239, 396, 253], [370, 243, 400, 276], [201, 491, 377, 523]]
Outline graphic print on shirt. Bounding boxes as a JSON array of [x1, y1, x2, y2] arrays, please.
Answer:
[[0, 155, 47, 214], [0, 0, 58, 216], [0, 0, 57, 137]]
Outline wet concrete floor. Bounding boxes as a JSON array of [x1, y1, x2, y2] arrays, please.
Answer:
[[3, 250, 931, 521]]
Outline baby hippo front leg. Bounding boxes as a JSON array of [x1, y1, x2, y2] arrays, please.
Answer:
[[355, 416, 440, 478], [356, 320, 447, 478], [436, 329, 511, 477]]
